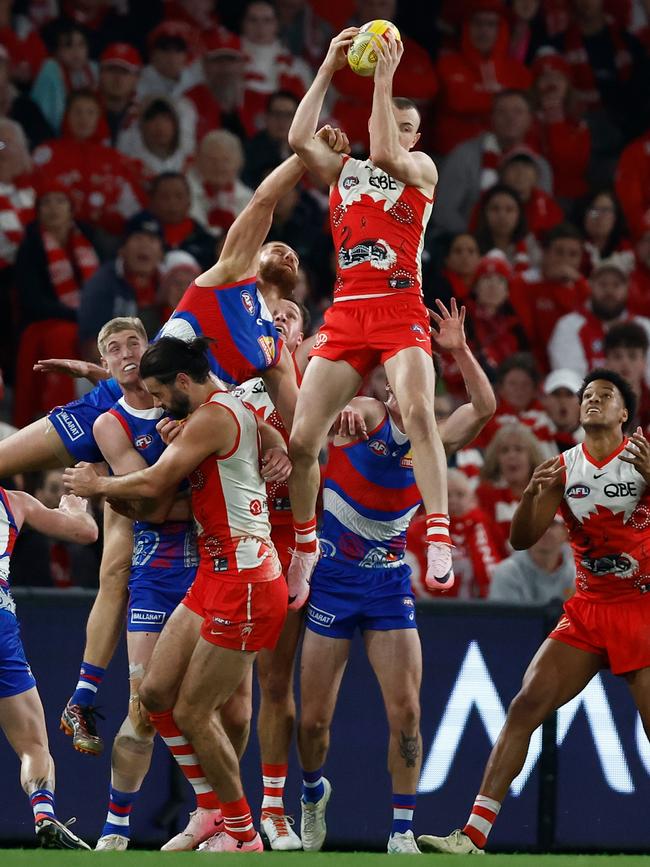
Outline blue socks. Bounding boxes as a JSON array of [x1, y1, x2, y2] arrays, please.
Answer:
[[392, 793, 416, 835], [100, 787, 138, 839], [70, 661, 105, 707], [301, 768, 325, 803]]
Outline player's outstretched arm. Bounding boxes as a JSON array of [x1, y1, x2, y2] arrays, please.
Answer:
[[7, 490, 98, 545], [33, 357, 109, 385], [509, 457, 565, 550], [287, 28, 357, 186], [434, 300, 497, 454], [261, 344, 299, 431], [64, 403, 238, 501], [369, 33, 437, 192]]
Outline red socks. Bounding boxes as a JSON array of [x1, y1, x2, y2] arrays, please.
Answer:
[[261, 763, 287, 816], [425, 513, 451, 545], [463, 794, 501, 849], [222, 796, 256, 842], [294, 517, 317, 553]]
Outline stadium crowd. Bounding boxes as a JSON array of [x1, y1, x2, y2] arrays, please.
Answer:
[[1, 0, 650, 606]]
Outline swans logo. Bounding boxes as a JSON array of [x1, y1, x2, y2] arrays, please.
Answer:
[[418, 641, 637, 797]]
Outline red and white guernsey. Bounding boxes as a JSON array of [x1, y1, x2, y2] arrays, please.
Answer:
[[560, 439, 650, 601], [330, 155, 434, 302], [188, 390, 281, 583]]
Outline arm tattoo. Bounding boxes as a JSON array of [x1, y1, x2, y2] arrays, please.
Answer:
[[399, 730, 421, 768]]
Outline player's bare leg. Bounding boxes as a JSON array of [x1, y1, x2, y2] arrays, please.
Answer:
[[95, 631, 158, 850], [172, 640, 263, 852], [384, 348, 453, 590], [0, 688, 90, 849], [0, 417, 74, 477], [624, 666, 650, 741], [365, 628, 422, 854], [61, 504, 132, 756], [256, 610, 303, 849], [288, 357, 362, 607], [418, 639, 601, 854], [297, 631, 351, 851]]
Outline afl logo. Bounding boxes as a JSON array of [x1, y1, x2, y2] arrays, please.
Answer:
[[240, 290, 256, 316], [343, 176, 359, 190], [567, 484, 590, 499], [250, 499, 262, 516], [369, 439, 389, 456], [134, 434, 153, 450]]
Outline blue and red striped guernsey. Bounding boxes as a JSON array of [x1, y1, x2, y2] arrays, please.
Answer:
[[320, 411, 422, 568], [0, 487, 19, 591], [158, 277, 282, 385]]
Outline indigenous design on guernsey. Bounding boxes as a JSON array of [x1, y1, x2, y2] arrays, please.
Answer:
[[159, 277, 282, 385], [320, 411, 421, 568], [188, 390, 281, 582], [330, 156, 434, 302], [48, 378, 123, 463], [232, 376, 291, 525], [108, 398, 198, 631], [560, 440, 650, 600], [0, 489, 18, 614]]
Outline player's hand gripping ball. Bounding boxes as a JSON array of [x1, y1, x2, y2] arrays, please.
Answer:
[[347, 19, 401, 77]]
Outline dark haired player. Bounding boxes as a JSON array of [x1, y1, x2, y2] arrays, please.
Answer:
[[418, 369, 650, 854]]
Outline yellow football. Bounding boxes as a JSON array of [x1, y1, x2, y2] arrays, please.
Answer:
[[347, 19, 401, 77]]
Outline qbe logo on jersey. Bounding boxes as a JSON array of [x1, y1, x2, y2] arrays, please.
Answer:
[[240, 290, 256, 316]]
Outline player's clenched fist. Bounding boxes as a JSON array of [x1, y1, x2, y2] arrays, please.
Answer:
[[63, 462, 102, 497], [261, 447, 292, 483]]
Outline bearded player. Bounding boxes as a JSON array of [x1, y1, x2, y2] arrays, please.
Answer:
[[296, 300, 495, 855], [64, 336, 291, 853], [418, 369, 650, 854], [287, 28, 452, 606]]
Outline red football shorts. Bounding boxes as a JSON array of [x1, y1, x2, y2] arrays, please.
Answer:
[[183, 571, 288, 652], [271, 522, 294, 576], [548, 593, 650, 675], [309, 294, 432, 377]]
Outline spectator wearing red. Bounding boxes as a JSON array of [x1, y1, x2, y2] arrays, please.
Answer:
[[615, 130, 650, 239], [629, 230, 650, 317], [463, 250, 529, 383], [239, 0, 311, 122], [32, 89, 143, 243], [117, 96, 194, 180], [528, 48, 591, 201], [97, 42, 142, 147], [30, 20, 96, 133], [0, 1, 47, 88], [13, 181, 99, 427], [603, 321, 650, 433], [509, 223, 590, 372], [0, 44, 52, 149], [548, 255, 650, 380], [472, 183, 533, 272], [407, 469, 507, 599], [474, 352, 557, 453], [184, 29, 256, 144], [433, 0, 532, 155], [433, 89, 552, 236], [164, 0, 221, 31], [330, 0, 438, 152], [143, 171, 216, 270], [508, 0, 553, 64], [542, 368, 584, 453], [78, 213, 164, 361], [500, 148, 564, 241], [424, 232, 481, 309], [0, 118, 35, 271], [242, 90, 299, 189], [187, 130, 254, 239], [579, 188, 634, 276], [137, 20, 198, 101], [476, 420, 547, 543]]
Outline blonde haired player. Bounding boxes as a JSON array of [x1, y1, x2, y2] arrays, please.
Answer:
[[287, 26, 453, 604]]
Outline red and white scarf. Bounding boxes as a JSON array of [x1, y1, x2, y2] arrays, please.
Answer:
[[0, 178, 35, 268], [480, 133, 503, 191], [41, 226, 99, 309], [564, 18, 632, 107]]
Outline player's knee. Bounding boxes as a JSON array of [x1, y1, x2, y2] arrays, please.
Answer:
[[386, 693, 420, 733], [507, 687, 552, 729], [138, 678, 170, 714], [118, 708, 155, 746], [173, 701, 200, 739], [127, 695, 155, 741], [300, 712, 330, 744], [400, 400, 435, 441], [259, 669, 293, 706], [288, 429, 320, 465], [221, 696, 252, 734]]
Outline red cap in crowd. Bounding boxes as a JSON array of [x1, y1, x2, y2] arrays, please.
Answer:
[[148, 20, 193, 51], [531, 48, 571, 81], [474, 249, 512, 282], [203, 28, 244, 58], [100, 42, 142, 72]]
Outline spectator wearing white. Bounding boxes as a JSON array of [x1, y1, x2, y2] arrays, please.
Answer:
[[117, 96, 194, 178], [542, 368, 584, 453], [603, 321, 650, 432], [548, 255, 650, 383], [187, 130, 253, 238], [158, 249, 201, 319], [98, 43, 143, 147], [488, 517, 575, 604], [137, 20, 197, 101]]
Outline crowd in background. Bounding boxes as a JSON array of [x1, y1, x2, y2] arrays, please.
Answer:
[[1, 0, 649, 602]]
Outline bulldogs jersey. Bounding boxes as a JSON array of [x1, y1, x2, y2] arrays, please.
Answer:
[[561, 440, 650, 601], [330, 156, 434, 302], [0, 489, 18, 597], [107, 398, 197, 573], [320, 410, 422, 568], [159, 277, 282, 385], [189, 390, 280, 583]]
